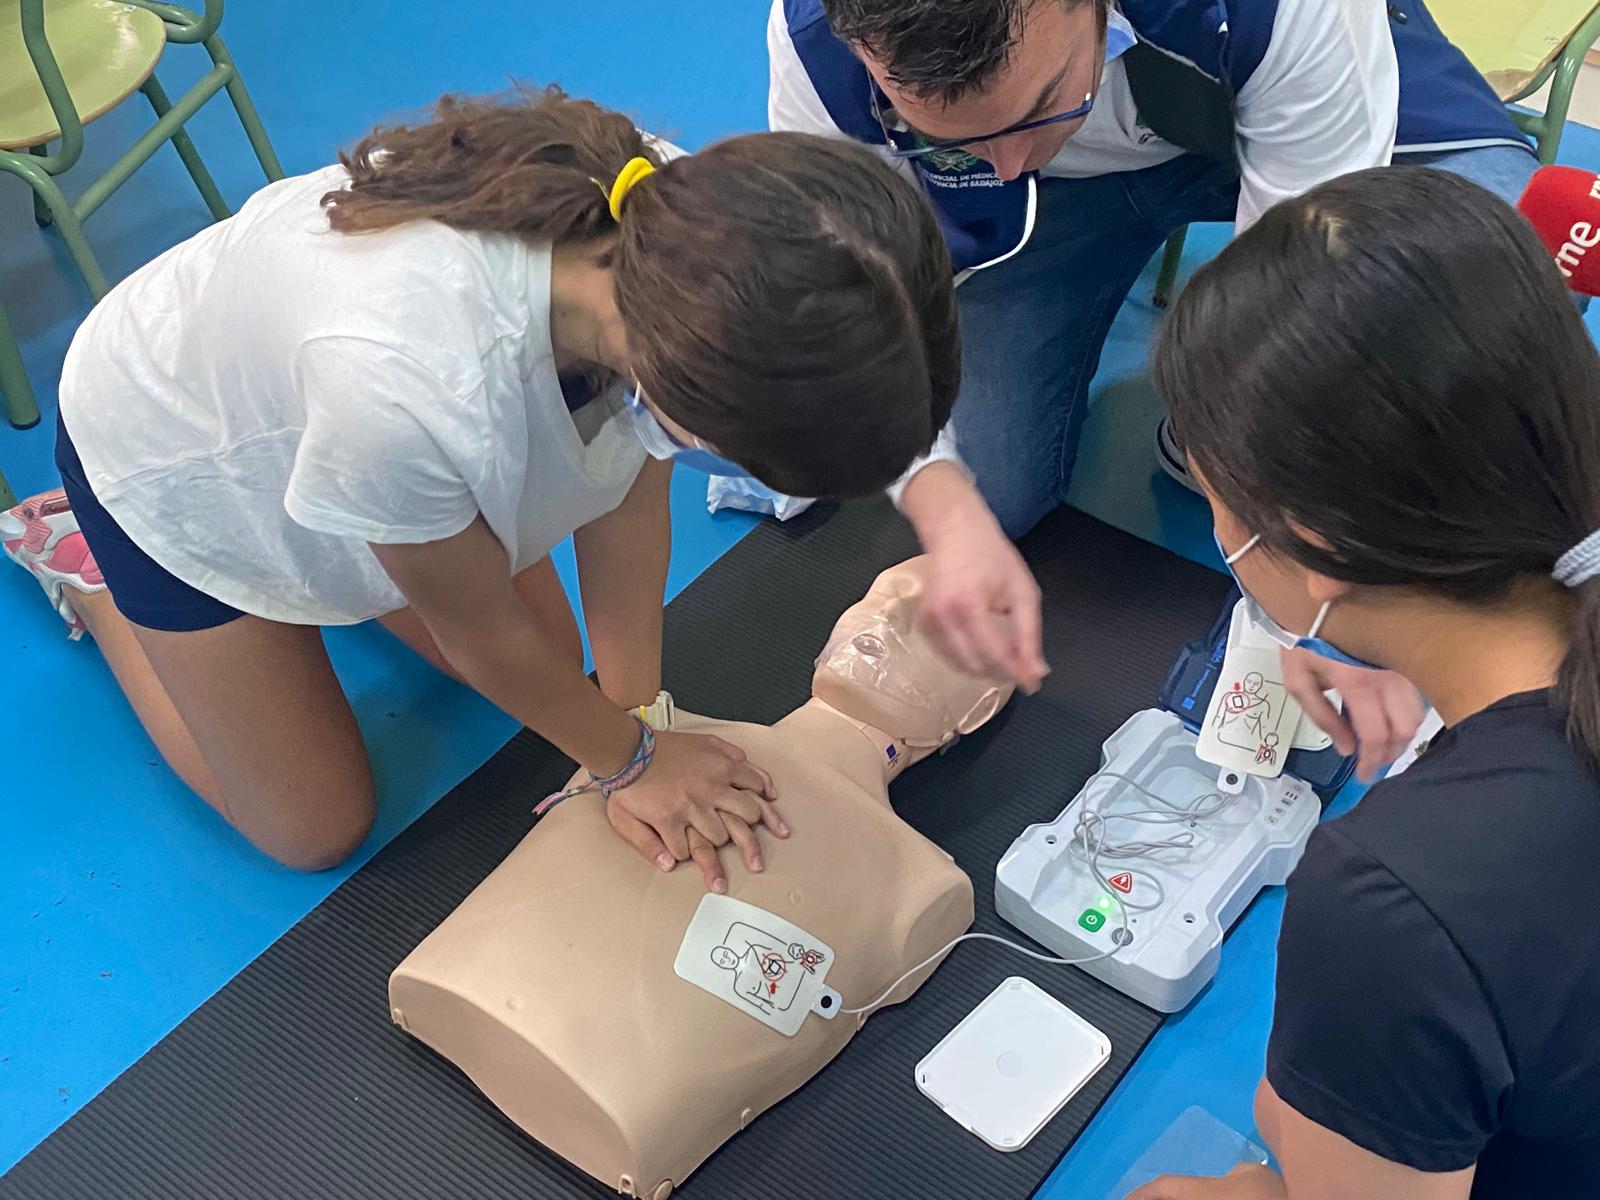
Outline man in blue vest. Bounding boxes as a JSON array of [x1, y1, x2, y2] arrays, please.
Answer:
[[768, 0, 1536, 705]]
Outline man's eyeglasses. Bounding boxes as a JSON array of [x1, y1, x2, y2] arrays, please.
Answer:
[[869, 87, 1095, 162]]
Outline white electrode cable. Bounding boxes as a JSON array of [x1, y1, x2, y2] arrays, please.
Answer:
[[840, 931, 1122, 1016], [1067, 770, 1233, 915], [841, 771, 1237, 1018]]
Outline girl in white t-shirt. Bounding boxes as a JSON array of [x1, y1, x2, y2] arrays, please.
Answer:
[[1, 87, 958, 883]]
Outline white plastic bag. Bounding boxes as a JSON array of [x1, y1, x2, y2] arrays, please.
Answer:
[[1108, 1107, 1270, 1199], [706, 476, 816, 520]]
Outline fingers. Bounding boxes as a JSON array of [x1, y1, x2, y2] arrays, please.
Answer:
[[1347, 674, 1422, 782], [751, 761, 779, 801], [965, 606, 1021, 685], [688, 802, 734, 849], [727, 758, 779, 802], [687, 829, 727, 894], [928, 600, 987, 676], [1347, 696, 1395, 783], [608, 801, 677, 872], [1282, 649, 1356, 757], [1380, 677, 1427, 757], [608, 731, 792, 879], [723, 814, 764, 873], [705, 734, 746, 763], [612, 800, 777, 892], [1283, 650, 1426, 782], [684, 807, 777, 891], [755, 794, 790, 838], [712, 765, 789, 838], [709, 788, 788, 857], [1398, 686, 1426, 732], [1008, 577, 1049, 693], [925, 578, 1049, 692], [693, 809, 775, 888], [705, 735, 779, 801]]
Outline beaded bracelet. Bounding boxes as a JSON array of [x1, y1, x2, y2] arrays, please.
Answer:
[[535, 714, 656, 817]]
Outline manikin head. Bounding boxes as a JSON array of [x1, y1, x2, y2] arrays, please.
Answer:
[[824, 0, 1108, 181], [812, 557, 1013, 765]]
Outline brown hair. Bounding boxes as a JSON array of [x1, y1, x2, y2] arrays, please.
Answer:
[[823, 0, 1104, 104], [323, 86, 958, 498]]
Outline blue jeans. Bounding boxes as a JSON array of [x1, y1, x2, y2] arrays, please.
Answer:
[[955, 144, 1541, 537]]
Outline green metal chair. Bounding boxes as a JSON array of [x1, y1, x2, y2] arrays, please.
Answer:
[[1151, 2, 1600, 308], [1494, 4, 1600, 165], [0, 0, 284, 436], [0, 292, 26, 501]]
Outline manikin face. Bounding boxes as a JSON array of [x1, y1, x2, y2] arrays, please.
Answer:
[[858, 0, 1105, 181], [813, 558, 1013, 746]]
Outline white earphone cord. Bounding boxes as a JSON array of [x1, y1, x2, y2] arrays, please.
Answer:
[[840, 771, 1234, 1017]]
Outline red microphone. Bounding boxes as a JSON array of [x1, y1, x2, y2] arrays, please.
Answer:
[[1517, 165, 1600, 296]]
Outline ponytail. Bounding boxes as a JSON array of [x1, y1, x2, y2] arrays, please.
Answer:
[[1556, 541, 1600, 776], [1154, 166, 1600, 779], [321, 85, 654, 243]]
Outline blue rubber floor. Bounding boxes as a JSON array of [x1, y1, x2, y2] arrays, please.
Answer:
[[4, 5, 1599, 1195]]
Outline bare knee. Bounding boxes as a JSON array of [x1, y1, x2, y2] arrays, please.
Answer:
[[236, 782, 377, 872]]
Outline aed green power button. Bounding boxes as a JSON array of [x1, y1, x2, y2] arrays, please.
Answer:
[[1078, 908, 1106, 934]]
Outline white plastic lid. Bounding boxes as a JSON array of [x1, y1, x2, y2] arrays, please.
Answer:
[[915, 976, 1111, 1152]]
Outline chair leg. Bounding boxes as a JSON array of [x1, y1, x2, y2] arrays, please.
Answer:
[[29, 144, 52, 227], [1537, 7, 1600, 165], [0, 299, 41, 432], [1, 151, 111, 301], [205, 35, 285, 182], [1154, 227, 1188, 310], [142, 76, 231, 222]]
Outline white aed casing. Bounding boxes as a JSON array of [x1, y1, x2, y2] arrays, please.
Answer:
[[995, 710, 1318, 1012]]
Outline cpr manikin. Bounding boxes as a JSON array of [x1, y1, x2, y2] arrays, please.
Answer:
[[389, 559, 1011, 1197]]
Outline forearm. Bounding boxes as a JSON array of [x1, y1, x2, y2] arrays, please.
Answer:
[[900, 460, 1000, 551], [372, 519, 643, 776], [575, 457, 672, 709], [437, 600, 641, 777]]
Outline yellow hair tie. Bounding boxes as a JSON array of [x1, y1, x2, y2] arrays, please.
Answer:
[[605, 156, 657, 222]]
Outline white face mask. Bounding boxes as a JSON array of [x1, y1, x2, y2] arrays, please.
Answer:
[[621, 389, 754, 480], [1219, 533, 1379, 670]]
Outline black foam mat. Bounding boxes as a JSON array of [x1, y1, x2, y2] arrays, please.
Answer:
[[2, 500, 1231, 1200]]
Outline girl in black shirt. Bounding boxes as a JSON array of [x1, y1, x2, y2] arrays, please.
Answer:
[[1131, 168, 1600, 1200]]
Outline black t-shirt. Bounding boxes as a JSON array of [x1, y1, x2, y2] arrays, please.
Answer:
[[1268, 691, 1600, 1199]]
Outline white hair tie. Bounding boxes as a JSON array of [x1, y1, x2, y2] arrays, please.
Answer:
[[1554, 529, 1600, 588]]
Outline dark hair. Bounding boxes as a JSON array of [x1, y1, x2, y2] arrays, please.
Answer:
[[1154, 165, 1600, 772], [322, 86, 958, 498], [823, 0, 1100, 104]]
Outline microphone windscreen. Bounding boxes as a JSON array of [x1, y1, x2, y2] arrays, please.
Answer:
[[1517, 165, 1600, 297]]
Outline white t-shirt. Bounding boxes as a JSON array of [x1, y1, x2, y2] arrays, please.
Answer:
[[768, 0, 1398, 490], [60, 165, 646, 626], [767, 0, 1399, 231]]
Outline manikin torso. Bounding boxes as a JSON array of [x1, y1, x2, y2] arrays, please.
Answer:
[[390, 560, 1011, 1198]]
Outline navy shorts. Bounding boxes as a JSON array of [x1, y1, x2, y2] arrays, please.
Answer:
[[56, 411, 245, 632]]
